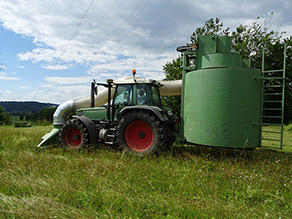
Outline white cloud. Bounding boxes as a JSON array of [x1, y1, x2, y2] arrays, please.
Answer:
[[0, 72, 19, 80], [42, 65, 69, 70], [44, 76, 93, 85], [14, 86, 30, 89], [0, 90, 15, 100]]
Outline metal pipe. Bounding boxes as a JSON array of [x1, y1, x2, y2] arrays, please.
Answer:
[[53, 88, 114, 126], [90, 81, 95, 108], [106, 79, 114, 121], [159, 80, 182, 96]]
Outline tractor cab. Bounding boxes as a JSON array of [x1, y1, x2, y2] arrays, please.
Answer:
[[76, 76, 164, 122], [112, 76, 163, 120]]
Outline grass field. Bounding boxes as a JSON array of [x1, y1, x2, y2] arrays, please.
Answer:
[[0, 126, 291, 218]]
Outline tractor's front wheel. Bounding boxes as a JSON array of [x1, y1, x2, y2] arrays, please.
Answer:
[[59, 118, 89, 150], [116, 111, 167, 154]]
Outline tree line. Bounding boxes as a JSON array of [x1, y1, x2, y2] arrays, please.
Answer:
[[0, 106, 56, 126]]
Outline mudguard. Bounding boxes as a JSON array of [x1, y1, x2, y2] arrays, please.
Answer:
[[119, 106, 167, 122], [73, 115, 98, 144]]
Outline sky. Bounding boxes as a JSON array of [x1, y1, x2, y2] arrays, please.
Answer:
[[0, 0, 291, 104]]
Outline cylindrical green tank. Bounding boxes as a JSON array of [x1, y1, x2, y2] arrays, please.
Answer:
[[182, 36, 262, 148]]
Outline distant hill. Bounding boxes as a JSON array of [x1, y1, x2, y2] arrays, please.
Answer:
[[0, 101, 58, 115]]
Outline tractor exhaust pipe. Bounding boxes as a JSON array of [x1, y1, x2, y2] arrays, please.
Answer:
[[106, 79, 114, 122], [90, 81, 95, 108]]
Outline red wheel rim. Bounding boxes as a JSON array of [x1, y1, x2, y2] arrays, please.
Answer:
[[125, 121, 154, 151], [65, 127, 82, 148]]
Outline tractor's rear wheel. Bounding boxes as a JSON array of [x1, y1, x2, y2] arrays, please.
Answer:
[[116, 111, 167, 154], [59, 118, 89, 149]]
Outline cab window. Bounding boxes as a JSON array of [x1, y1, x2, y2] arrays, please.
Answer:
[[151, 86, 162, 106], [113, 84, 133, 106], [136, 84, 148, 105]]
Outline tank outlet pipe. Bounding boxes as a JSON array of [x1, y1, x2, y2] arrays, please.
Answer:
[[159, 80, 182, 96]]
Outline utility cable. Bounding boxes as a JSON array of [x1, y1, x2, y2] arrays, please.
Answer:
[[70, 0, 151, 77], [47, 0, 96, 77], [59, 0, 118, 77], [122, 0, 173, 45], [83, 0, 118, 45], [72, 0, 151, 78], [114, 0, 151, 40]]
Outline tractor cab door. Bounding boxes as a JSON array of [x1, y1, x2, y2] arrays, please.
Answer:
[[113, 84, 133, 120]]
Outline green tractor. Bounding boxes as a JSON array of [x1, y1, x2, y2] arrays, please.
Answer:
[[38, 73, 178, 155]]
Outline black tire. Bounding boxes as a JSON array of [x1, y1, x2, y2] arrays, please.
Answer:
[[116, 111, 167, 155], [59, 118, 89, 150]]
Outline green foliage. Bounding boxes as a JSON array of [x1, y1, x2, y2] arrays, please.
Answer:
[[0, 126, 292, 218], [190, 17, 230, 43], [33, 107, 56, 123], [0, 101, 57, 115], [0, 106, 12, 125], [285, 123, 292, 131]]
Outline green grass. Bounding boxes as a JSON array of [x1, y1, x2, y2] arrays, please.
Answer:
[[0, 126, 292, 218]]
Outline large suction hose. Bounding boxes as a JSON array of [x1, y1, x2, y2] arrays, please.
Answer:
[[53, 88, 114, 126]]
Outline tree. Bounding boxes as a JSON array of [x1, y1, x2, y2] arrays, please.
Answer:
[[0, 106, 12, 125], [33, 106, 56, 124], [190, 17, 230, 44], [163, 16, 292, 123]]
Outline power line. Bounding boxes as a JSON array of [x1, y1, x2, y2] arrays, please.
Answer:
[[75, 0, 173, 80], [47, 0, 96, 77], [69, 0, 151, 77], [57, 0, 118, 78], [83, 0, 118, 45], [122, 0, 173, 45], [114, 0, 151, 39], [72, 0, 151, 78]]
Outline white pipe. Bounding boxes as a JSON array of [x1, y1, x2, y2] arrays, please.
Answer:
[[53, 79, 182, 126], [53, 88, 115, 126], [159, 80, 182, 96]]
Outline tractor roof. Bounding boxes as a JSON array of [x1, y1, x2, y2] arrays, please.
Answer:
[[114, 76, 160, 85]]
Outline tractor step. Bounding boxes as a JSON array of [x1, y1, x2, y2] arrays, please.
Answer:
[[105, 128, 116, 145]]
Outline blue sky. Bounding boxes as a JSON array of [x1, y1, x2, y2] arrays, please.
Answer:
[[0, 0, 291, 104]]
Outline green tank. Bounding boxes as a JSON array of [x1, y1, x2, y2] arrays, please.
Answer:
[[182, 35, 261, 148]]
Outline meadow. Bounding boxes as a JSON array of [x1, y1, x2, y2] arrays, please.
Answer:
[[0, 126, 291, 218]]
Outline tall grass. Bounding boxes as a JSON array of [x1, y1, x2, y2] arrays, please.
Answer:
[[0, 126, 291, 218]]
